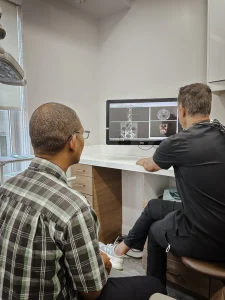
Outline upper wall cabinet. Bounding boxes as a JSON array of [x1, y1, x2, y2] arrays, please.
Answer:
[[208, 0, 225, 91]]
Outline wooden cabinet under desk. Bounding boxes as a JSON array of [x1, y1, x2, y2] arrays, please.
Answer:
[[70, 163, 122, 244]]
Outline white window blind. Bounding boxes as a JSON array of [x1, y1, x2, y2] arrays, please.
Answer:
[[0, 0, 21, 110]]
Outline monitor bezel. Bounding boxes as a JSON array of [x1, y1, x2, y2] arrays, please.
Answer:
[[106, 98, 178, 145]]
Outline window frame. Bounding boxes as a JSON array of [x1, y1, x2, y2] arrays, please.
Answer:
[[0, 5, 30, 176]]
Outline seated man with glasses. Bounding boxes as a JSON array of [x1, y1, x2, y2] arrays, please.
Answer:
[[0, 102, 166, 300]]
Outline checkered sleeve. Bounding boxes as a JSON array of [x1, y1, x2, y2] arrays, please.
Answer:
[[64, 207, 108, 293]]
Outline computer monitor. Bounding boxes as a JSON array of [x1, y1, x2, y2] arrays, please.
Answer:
[[106, 99, 182, 145]]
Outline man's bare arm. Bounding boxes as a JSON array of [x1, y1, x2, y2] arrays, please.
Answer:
[[136, 157, 161, 172]]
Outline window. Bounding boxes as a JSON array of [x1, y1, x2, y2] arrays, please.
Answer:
[[0, 3, 30, 176]]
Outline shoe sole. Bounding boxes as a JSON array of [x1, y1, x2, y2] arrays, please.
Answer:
[[125, 250, 143, 259], [125, 253, 143, 259]]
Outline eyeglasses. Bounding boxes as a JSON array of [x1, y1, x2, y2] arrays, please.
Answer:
[[68, 130, 90, 141]]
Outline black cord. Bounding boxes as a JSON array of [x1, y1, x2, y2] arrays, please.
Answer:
[[138, 145, 159, 150], [138, 145, 154, 151]]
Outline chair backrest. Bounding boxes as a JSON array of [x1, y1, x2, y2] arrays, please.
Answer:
[[182, 257, 225, 281]]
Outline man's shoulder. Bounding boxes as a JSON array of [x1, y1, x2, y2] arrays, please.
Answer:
[[2, 170, 91, 227], [164, 125, 217, 152], [159, 130, 187, 149], [170, 130, 186, 140]]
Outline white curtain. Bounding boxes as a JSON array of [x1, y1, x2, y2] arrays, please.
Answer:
[[0, 0, 21, 110]]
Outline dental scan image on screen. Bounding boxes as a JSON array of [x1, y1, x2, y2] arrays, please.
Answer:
[[108, 100, 181, 144]]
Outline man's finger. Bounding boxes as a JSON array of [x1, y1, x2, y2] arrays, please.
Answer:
[[136, 159, 144, 166]]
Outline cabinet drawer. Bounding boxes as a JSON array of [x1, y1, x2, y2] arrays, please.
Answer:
[[71, 164, 92, 177], [82, 193, 93, 207], [167, 259, 209, 298], [71, 175, 93, 196]]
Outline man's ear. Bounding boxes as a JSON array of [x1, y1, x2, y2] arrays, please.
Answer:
[[69, 135, 76, 152], [179, 105, 186, 118]]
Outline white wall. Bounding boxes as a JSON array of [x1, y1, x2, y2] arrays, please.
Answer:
[[22, 0, 225, 148], [22, 0, 99, 145], [212, 93, 225, 123], [98, 0, 208, 144]]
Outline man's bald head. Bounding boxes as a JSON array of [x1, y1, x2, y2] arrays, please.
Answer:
[[30, 103, 82, 155]]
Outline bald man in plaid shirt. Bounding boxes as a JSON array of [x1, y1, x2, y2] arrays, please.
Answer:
[[0, 103, 165, 300]]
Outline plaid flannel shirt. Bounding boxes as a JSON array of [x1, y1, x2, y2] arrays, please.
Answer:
[[0, 158, 107, 300]]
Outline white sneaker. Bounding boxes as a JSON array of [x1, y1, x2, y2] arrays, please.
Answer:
[[113, 235, 143, 259], [99, 242, 124, 271], [126, 248, 143, 259]]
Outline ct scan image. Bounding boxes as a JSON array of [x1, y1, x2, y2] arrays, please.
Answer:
[[109, 107, 149, 122], [150, 106, 177, 121], [150, 106, 178, 137], [150, 121, 177, 137], [109, 107, 150, 139], [109, 104, 181, 140]]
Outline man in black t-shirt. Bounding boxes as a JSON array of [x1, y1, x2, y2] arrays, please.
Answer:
[[100, 83, 225, 287]]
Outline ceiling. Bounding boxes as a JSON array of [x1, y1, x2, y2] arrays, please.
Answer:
[[61, 0, 132, 20]]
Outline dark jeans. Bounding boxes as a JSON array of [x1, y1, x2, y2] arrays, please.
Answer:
[[124, 199, 186, 286], [98, 276, 167, 300]]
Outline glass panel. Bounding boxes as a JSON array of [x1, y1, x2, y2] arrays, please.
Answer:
[[0, 6, 30, 182]]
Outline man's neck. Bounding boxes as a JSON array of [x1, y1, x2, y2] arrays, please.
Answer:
[[185, 116, 210, 129], [35, 153, 70, 173]]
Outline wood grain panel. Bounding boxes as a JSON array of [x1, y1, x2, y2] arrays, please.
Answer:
[[92, 166, 122, 244], [167, 259, 209, 298], [71, 175, 93, 195], [71, 164, 92, 177]]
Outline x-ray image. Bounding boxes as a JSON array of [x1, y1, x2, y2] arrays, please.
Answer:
[[157, 109, 170, 120], [159, 124, 168, 135], [151, 106, 177, 121], [108, 100, 180, 142], [120, 122, 138, 139]]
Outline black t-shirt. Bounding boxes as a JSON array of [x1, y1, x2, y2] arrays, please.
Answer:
[[153, 123, 225, 242]]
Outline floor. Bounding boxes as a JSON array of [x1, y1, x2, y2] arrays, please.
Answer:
[[110, 256, 197, 300]]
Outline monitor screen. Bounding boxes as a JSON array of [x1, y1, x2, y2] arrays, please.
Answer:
[[106, 99, 182, 145]]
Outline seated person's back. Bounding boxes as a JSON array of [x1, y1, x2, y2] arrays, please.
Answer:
[[0, 104, 107, 300], [154, 120, 225, 244], [0, 159, 106, 299]]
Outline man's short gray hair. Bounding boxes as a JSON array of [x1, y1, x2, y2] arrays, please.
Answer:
[[29, 103, 81, 155], [178, 83, 212, 116]]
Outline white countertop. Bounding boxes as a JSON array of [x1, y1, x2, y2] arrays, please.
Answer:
[[80, 152, 174, 177]]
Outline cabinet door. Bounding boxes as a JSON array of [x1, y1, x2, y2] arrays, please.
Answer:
[[208, 0, 225, 83]]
